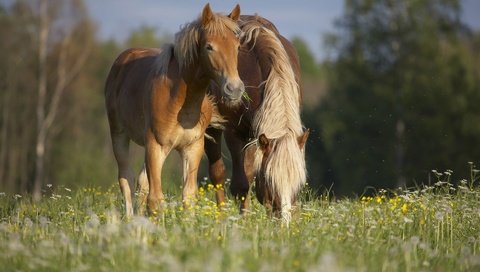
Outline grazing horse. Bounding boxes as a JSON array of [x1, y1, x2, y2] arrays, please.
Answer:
[[105, 4, 244, 216], [206, 15, 309, 222]]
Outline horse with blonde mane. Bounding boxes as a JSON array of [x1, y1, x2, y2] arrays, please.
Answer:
[[206, 15, 309, 222], [105, 4, 244, 216]]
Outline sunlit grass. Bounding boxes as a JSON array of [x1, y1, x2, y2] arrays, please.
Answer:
[[1, 169, 479, 271]]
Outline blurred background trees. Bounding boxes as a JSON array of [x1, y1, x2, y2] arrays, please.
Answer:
[[305, 0, 480, 195], [0, 0, 479, 197]]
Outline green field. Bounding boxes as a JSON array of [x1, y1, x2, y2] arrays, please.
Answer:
[[1, 175, 479, 272]]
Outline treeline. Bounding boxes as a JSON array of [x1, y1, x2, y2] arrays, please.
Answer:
[[1, 0, 479, 197], [0, 0, 174, 196], [301, 0, 480, 195]]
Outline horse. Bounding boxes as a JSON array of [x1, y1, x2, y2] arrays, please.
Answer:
[[205, 15, 309, 222], [105, 4, 245, 216]]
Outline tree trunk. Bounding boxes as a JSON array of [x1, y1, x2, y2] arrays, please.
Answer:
[[33, 0, 49, 201], [395, 119, 406, 187]]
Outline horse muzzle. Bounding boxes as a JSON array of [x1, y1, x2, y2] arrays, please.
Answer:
[[222, 79, 245, 103]]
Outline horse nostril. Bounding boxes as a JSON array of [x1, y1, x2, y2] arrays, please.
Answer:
[[239, 82, 245, 93], [226, 83, 234, 93]]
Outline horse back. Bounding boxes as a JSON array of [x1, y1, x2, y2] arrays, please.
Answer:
[[105, 48, 162, 145], [241, 15, 302, 99]]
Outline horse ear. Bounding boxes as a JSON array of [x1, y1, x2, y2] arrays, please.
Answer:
[[297, 129, 310, 150], [258, 134, 270, 150], [201, 3, 214, 26], [228, 4, 241, 21]]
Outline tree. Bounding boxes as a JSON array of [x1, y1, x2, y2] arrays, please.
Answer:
[[306, 0, 480, 195], [32, 0, 93, 200], [125, 25, 172, 48], [0, 0, 94, 196]]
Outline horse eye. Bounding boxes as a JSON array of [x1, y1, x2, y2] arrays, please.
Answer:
[[206, 44, 214, 51]]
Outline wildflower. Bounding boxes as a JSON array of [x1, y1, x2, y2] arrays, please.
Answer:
[[401, 203, 408, 214], [435, 211, 444, 220]]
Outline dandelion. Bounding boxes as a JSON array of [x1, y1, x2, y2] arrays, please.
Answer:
[[401, 203, 408, 214], [435, 211, 444, 220]]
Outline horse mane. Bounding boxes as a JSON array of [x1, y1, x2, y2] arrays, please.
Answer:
[[154, 43, 174, 75], [174, 12, 241, 71], [242, 19, 305, 218]]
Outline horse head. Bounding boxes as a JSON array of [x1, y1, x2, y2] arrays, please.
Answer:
[[255, 128, 310, 218], [199, 4, 245, 105]]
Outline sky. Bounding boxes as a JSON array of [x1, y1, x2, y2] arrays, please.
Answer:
[[83, 0, 344, 60], [2, 0, 479, 60], [83, 0, 480, 61]]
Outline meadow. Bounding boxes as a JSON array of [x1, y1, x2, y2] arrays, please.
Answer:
[[1, 170, 479, 272]]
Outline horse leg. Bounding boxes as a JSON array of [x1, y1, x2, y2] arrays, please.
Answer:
[[181, 138, 204, 208], [204, 128, 226, 206], [111, 133, 135, 217], [225, 130, 251, 213], [145, 130, 167, 214], [136, 164, 149, 215]]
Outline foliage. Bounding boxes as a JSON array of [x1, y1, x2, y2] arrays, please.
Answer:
[[0, 1, 178, 194], [291, 37, 321, 79], [0, 170, 479, 271], [301, 0, 480, 194]]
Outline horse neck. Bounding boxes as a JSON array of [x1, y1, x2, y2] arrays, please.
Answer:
[[175, 61, 210, 111]]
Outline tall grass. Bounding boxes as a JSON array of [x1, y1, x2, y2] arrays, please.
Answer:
[[0, 169, 479, 271]]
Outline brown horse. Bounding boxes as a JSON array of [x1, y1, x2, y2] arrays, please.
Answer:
[[206, 15, 309, 222], [105, 4, 244, 216]]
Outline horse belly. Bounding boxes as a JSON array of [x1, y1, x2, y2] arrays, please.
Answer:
[[117, 86, 147, 146]]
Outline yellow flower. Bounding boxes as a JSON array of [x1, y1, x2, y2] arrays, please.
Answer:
[[401, 203, 408, 214]]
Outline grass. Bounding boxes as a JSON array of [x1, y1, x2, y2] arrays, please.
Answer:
[[0, 171, 479, 271]]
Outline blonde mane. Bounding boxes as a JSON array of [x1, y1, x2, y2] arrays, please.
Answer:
[[242, 20, 306, 220], [174, 13, 241, 71]]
